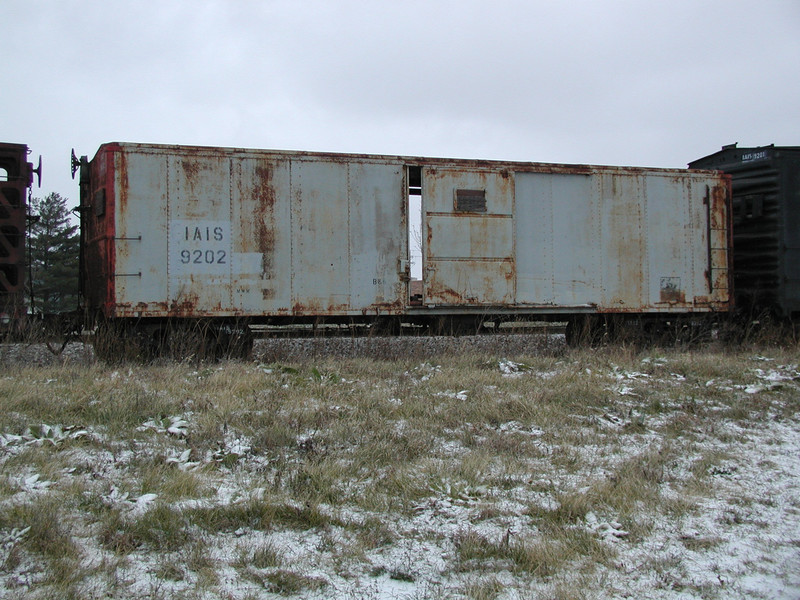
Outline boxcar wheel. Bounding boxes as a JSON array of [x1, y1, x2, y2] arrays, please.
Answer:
[[429, 316, 481, 336], [371, 316, 401, 336], [566, 316, 596, 347], [214, 321, 254, 360], [92, 321, 155, 363], [164, 320, 216, 362]]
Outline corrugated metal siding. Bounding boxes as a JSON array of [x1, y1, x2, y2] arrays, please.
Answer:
[[0, 143, 30, 317], [690, 145, 799, 317]]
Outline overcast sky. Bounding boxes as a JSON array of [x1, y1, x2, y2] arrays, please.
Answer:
[[4, 0, 799, 204]]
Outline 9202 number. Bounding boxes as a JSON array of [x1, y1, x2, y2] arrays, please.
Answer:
[[180, 249, 227, 265]]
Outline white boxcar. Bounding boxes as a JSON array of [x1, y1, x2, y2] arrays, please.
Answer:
[[78, 143, 731, 330]]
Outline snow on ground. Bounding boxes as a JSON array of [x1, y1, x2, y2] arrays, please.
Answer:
[[606, 416, 800, 599], [0, 343, 799, 598]]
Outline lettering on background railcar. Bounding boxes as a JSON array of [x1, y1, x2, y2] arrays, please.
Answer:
[[742, 151, 769, 162]]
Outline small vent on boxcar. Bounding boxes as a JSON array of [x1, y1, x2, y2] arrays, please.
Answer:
[[736, 193, 765, 222], [454, 189, 486, 212]]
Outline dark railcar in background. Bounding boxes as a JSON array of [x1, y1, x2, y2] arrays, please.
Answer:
[[690, 144, 800, 319], [0, 143, 37, 326]]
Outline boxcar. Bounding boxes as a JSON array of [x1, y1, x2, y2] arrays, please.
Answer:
[[0, 142, 36, 327], [76, 142, 732, 354], [690, 144, 800, 319]]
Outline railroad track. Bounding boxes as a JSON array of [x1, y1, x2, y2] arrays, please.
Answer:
[[249, 321, 567, 338]]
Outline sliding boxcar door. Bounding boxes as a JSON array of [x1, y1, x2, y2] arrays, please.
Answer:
[[421, 168, 515, 306]]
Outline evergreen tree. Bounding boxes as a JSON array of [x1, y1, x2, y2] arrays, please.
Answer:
[[27, 192, 79, 314]]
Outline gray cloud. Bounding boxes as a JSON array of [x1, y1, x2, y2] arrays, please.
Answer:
[[4, 0, 799, 204]]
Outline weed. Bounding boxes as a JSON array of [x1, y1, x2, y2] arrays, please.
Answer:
[[137, 461, 208, 501], [353, 517, 395, 549], [528, 490, 593, 527], [154, 561, 185, 581], [250, 423, 296, 452], [592, 444, 674, 516], [461, 576, 505, 600], [389, 568, 415, 582], [125, 504, 193, 551], [271, 501, 333, 529], [236, 539, 284, 569], [453, 529, 607, 577], [185, 498, 333, 534], [250, 569, 327, 594], [681, 535, 723, 551], [184, 500, 276, 533], [287, 460, 347, 504], [0, 497, 79, 560]]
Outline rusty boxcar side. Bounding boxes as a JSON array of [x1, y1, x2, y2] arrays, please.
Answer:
[[77, 142, 731, 349], [79, 143, 408, 322], [417, 164, 731, 317]]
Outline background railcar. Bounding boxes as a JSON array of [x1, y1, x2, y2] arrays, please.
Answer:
[[75, 142, 732, 354], [690, 144, 800, 320], [0, 143, 36, 328]]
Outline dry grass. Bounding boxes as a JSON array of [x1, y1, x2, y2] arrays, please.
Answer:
[[0, 340, 798, 598]]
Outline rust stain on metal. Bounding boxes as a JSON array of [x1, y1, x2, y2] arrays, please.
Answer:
[[168, 297, 200, 317], [113, 148, 132, 279], [660, 277, 685, 304], [367, 298, 404, 313], [712, 269, 729, 290], [291, 300, 350, 316], [429, 285, 478, 305], [607, 177, 645, 306], [181, 158, 200, 182], [709, 182, 730, 230], [83, 145, 121, 317], [253, 163, 276, 277]]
